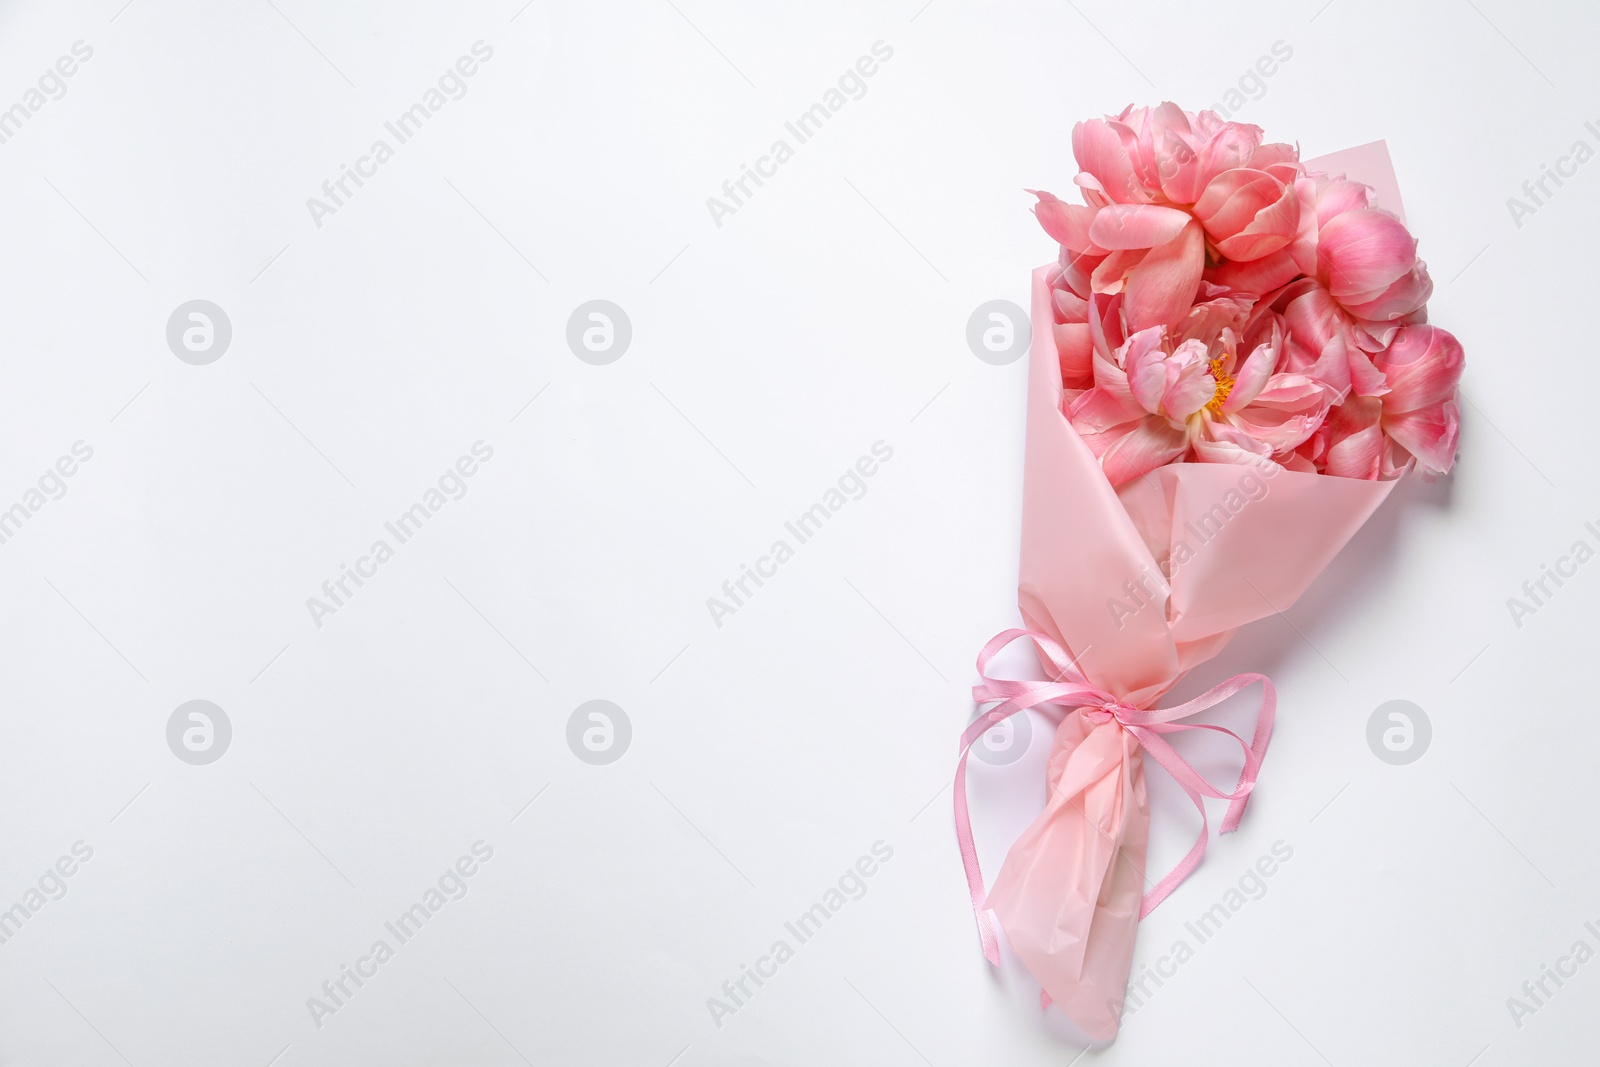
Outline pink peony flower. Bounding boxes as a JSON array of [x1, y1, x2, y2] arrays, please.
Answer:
[[1193, 166, 1301, 262], [1065, 296, 1329, 485], [1033, 104, 1461, 485], [1296, 174, 1433, 342], [1209, 172, 1434, 359], [1314, 194, 1432, 336], [1070, 104, 1291, 209], [1032, 189, 1206, 334], [1373, 325, 1464, 473], [1305, 325, 1463, 479], [1034, 105, 1304, 334]]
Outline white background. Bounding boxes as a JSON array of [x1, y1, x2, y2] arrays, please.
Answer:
[[0, 0, 1594, 1064]]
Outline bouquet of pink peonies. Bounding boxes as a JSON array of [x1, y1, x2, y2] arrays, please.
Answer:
[[954, 104, 1464, 1041]]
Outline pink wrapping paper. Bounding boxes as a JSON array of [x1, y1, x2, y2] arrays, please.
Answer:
[[980, 145, 1405, 1040]]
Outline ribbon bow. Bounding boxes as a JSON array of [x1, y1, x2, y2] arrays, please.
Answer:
[[955, 628, 1276, 965]]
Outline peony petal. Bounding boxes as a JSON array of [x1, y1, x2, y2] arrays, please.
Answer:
[[1376, 326, 1464, 412], [1318, 208, 1418, 301], [1073, 171, 1112, 209], [1250, 373, 1330, 406], [1068, 385, 1144, 433], [1151, 102, 1206, 204], [1192, 419, 1272, 464], [1380, 437, 1415, 480], [1342, 261, 1433, 326], [1053, 285, 1090, 324], [1124, 220, 1205, 331], [1248, 141, 1301, 171], [1323, 397, 1383, 479], [1279, 450, 1318, 474], [1086, 291, 1127, 363], [1073, 118, 1146, 204], [1156, 340, 1214, 418], [1283, 284, 1345, 354], [1347, 345, 1390, 397], [1090, 247, 1145, 295], [1129, 107, 1161, 194], [1314, 175, 1375, 228], [1325, 421, 1384, 479], [1224, 378, 1329, 451], [1072, 420, 1129, 461], [1174, 293, 1253, 351], [1384, 399, 1460, 473], [1163, 371, 1215, 420], [1030, 190, 1102, 253], [1122, 327, 1171, 414], [1303, 330, 1352, 398], [1212, 180, 1300, 261], [1288, 178, 1321, 276], [1223, 340, 1278, 412], [1227, 410, 1324, 453], [1198, 122, 1264, 186], [1089, 323, 1141, 410], [1194, 169, 1281, 240], [1056, 248, 1102, 302], [1099, 417, 1190, 486], [1295, 419, 1331, 469], [1055, 322, 1094, 388], [1206, 248, 1302, 295], [1239, 302, 1286, 359], [1089, 203, 1194, 250]]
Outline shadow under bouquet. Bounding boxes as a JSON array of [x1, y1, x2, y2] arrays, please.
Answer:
[[955, 103, 1465, 1041]]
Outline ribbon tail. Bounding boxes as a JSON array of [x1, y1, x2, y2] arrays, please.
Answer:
[[1221, 676, 1276, 833], [1138, 780, 1209, 919], [953, 745, 1001, 965], [1124, 674, 1277, 916], [956, 628, 1108, 967]]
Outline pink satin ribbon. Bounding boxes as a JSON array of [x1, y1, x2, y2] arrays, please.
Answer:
[[955, 628, 1276, 966]]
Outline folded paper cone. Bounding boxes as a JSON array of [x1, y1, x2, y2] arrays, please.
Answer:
[[985, 258, 1394, 1039]]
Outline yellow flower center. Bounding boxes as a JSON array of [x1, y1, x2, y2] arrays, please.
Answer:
[[1206, 357, 1234, 415]]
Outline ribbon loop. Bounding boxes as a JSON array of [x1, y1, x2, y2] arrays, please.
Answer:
[[954, 628, 1276, 958]]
